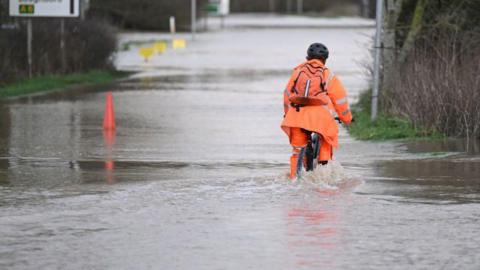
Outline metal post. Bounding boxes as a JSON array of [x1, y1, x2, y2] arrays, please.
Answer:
[[191, 0, 196, 40], [60, 19, 67, 74], [297, 0, 303, 14], [27, 18, 33, 78], [371, 0, 384, 121]]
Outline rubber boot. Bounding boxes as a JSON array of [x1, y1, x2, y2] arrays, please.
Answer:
[[290, 155, 298, 180], [318, 160, 329, 166]]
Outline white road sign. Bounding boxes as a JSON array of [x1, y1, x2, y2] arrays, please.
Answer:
[[207, 0, 230, 16], [9, 0, 80, 17]]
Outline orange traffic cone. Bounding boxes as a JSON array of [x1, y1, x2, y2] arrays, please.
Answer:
[[103, 92, 116, 130]]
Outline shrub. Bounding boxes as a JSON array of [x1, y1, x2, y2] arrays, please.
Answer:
[[0, 18, 117, 85], [386, 29, 480, 139]]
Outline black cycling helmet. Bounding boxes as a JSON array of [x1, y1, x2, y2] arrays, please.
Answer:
[[307, 43, 329, 61]]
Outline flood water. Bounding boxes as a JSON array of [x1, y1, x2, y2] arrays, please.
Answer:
[[1, 15, 479, 269]]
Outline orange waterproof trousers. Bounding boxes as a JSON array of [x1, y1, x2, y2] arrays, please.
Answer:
[[289, 127, 333, 179]]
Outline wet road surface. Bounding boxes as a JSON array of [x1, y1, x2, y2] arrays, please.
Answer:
[[1, 15, 479, 270]]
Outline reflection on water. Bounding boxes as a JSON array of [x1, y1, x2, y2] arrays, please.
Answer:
[[356, 139, 480, 204], [405, 139, 480, 155], [103, 129, 116, 184], [287, 206, 339, 268], [371, 157, 480, 204]]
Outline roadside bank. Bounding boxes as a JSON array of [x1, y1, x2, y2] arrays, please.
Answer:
[[0, 70, 130, 100], [348, 90, 442, 140]]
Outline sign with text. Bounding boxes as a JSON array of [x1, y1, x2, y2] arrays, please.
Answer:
[[9, 0, 79, 17], [206, 0, 229, 16]]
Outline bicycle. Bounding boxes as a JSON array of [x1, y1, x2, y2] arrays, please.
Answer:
[[294, 117, 343, 179]]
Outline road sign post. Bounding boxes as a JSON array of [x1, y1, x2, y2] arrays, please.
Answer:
[[9, 0, 80, 78], [27, 19, 32, 78], [10, 0, 80, 17], [205, 0, 230, 29], [60, 19, 67, 74]]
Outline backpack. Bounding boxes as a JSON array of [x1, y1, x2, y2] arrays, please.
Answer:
[[289, 62, 328, 108]]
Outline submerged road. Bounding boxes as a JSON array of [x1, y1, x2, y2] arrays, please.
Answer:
[[0, 15, 479, 270]]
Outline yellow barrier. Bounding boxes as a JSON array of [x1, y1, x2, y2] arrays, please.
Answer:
[[172, 39, 186, 49], [139, 47, 155, 61], [154, 42, 167, 54]]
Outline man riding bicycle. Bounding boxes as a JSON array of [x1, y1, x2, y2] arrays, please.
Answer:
[[281, 43, 353, 179]]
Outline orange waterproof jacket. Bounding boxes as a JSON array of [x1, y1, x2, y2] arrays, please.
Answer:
[[281, 59, 352, 148]]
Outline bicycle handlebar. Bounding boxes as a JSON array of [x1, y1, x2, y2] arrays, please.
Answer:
[[335, 116, 355, 124]]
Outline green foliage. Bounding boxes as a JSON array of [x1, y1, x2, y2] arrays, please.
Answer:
[[396, 0, 480, 52], [383, 0, 480, 139], [423, 0, 480, 32], [348, 90, 442, 140], [0, 70, 128, 99]]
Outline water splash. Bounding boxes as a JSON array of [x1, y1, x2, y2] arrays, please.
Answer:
[[300, 161, 350, 189]]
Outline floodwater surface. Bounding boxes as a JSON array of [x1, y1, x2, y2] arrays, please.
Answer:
[[1, 15, 479, 270]]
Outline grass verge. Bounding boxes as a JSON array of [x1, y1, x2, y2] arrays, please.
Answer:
[[0, 70, 129, 99], [348, 90, 442, 140]]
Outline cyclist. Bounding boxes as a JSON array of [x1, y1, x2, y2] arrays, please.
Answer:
[[281, 43, 353, 179]]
